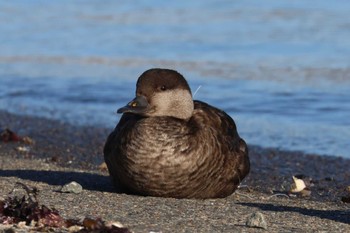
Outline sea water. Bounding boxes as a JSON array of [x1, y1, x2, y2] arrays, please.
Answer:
[[0, 0, 349, 158]]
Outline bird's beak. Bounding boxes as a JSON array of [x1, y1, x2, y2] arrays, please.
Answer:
[[117, 95, 149, 114]]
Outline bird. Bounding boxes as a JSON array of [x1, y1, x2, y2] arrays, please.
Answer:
[[103, 68, 250, 199]]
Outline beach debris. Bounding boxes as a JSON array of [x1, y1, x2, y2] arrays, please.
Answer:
[[3, 182, 65, 228], [61, 181, 83, 194], [66, 218, 132, 233], [21, 136, 35, 145], [0, 183, 132, 232], [341, 186, 350, 203], [0, 128, 35, 144], [290, 176, 306, 192], [78, 218, 131, 233], [0, 128, 21, 142], [0, 194, 65, 227], [11, 182, 40, 202], [99, 162, 108, 172], [289, 175, 312, 197], [78, 218, 132, 233], [245, 211, 267, 230], [16, 146, 31, 152], [68, 225, 84, 232], [107, 221, 127, 229]]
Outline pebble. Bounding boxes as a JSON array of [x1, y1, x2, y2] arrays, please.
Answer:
[[246, 211, 267, 230], [300, 188, 312, 197], [22, 136, 35, 145], [61, 181, 83, 194], [108, 221, 126, 228], [99, 162, 108, 172], [68, 225, 83, 232], [16, 146, 31, 152]]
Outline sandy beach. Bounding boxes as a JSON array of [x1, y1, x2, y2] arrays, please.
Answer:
[[1, 110, 349, 232]]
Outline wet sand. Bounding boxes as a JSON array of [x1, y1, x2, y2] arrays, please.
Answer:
[[1, 110, 349, 232]]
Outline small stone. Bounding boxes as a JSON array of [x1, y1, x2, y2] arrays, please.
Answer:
[[61, 181, 83, 194], [99, 162, 108, 172], [17, 221, 27, 228], [346, 186, 350, 193], [16, 146, 31, 152], [107, 221, 125, 228], [22, 136, 35, 145], [68, 225, 83, 232], [246, 211, 267, 229]]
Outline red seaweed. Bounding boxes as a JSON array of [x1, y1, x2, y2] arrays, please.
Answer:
[[0, 183, 132, 232], [0, 128, 21, 142]]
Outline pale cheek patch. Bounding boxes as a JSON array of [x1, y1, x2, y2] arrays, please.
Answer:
[[152, 90, 194, 119]]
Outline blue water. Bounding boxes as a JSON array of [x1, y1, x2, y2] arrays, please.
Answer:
[[0, 0, 350, 158]]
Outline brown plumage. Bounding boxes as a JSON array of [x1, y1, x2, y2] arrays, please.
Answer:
[[104, 68, 250, 198]]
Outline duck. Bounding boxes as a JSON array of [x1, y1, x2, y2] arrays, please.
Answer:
[[103, 68, 250, 199]]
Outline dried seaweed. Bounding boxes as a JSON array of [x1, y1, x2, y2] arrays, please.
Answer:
[[0, 128, 21, 142], [0, 128, 35, 145], [0, 195, 65, 227], [78, 218, 132, 233], [0, 183, 132, 232]]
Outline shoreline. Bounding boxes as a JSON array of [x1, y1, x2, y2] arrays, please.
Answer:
[[1, 110, 349, 232]]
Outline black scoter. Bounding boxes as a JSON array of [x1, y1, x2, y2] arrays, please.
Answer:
[[104, 68, 250, 199]]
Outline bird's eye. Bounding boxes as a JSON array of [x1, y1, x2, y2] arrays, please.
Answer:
[[160, 85, 166, 91]]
